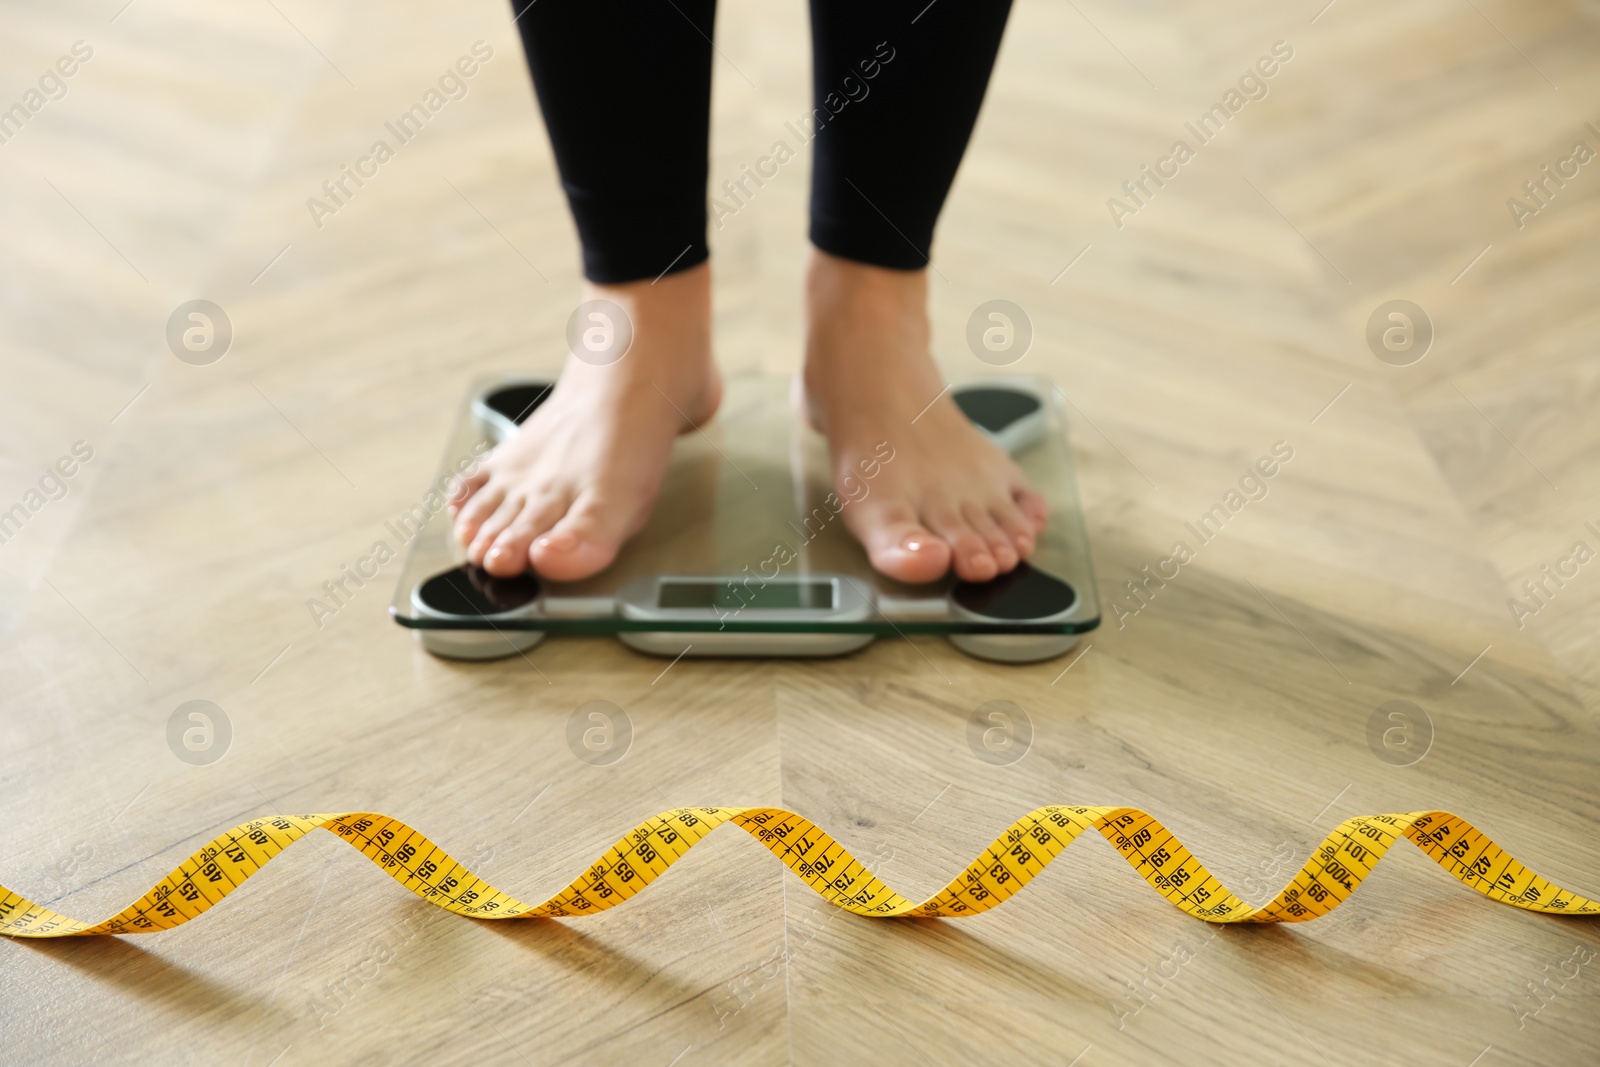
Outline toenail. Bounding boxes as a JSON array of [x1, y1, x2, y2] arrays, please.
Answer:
[[486, 546, 503, 565], [538, 531, 577, 552], [901, 534, 926, 552]]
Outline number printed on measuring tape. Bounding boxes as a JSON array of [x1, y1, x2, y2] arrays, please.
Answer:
[[1, 807, 1594, 937]]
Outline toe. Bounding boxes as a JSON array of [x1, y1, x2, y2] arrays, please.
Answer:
[[991, 496, 1038, 559], [454, 482, 506, 547], [927, 506, 998, 583], [481, 542, 527, 577], [468, 493, 524, 566], [447, 468, 490, 516], [1015, 486, 1050, 532], [529, 489, 632, 581], [962, 502, 1019, 573], [484, 490, 570, 577], [841, 499, 951, 584]]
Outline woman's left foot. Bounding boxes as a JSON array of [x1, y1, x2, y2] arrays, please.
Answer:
[[801, 249, 1049, 584]]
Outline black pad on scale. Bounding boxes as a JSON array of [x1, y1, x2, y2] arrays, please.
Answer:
[[953, 386, 1042, 436], [482, 382, 554, 428], [417, 566, 540, 617], [951, 561, 1076, 621]]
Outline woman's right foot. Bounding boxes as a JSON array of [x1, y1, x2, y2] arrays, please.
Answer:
[[449, 263, 719, 581]]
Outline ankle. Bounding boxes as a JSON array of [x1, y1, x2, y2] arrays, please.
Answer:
[[584, 262, 713, 365], [804, 250, 934, 402], [806, 248, 927, 319]]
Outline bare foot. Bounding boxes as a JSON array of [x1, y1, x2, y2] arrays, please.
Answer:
[[802, 250, 1048, 584], [449, 264, 720, 581]]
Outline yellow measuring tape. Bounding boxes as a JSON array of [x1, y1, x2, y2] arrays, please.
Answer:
[[2, 806, 1594, 937]]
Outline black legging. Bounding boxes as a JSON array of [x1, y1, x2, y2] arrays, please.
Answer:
[[511, 0, 1014, 284]]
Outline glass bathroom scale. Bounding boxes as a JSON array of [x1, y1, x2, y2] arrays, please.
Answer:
[[389, 374, 1100, 663]]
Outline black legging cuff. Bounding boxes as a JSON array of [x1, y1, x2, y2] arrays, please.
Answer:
[[512, 0, 1010, 282], [806, 0, 1012, 271], [513, 0, 716, 285], [564, 187, 709, 284], [808, 204, 937, 272]]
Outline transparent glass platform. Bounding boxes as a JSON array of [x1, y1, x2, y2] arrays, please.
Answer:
[[390, 374, 1100, 662]]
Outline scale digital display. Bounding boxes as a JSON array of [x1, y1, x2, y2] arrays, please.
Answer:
[[657, 579, 835, 611]]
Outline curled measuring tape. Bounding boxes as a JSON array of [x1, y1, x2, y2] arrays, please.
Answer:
[[3, 806, 1594, 938]]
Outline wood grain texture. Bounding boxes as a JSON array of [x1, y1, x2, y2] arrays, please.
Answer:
[[1, 0, 1598, 1064]]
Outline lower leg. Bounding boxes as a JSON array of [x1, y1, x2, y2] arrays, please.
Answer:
[[513, 0, 714, 283], [806, 0, 1014, 268], [450, 0, 718, 580], [803, 0, 1039, 583]]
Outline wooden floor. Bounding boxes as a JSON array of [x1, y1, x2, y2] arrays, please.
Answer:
[[3, 0, 1599, 1063]]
